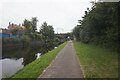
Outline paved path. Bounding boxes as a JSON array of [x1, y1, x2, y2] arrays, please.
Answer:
[[39, 41, 83, 78]]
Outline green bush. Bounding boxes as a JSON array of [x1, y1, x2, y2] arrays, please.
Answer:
[[21, 35, 31, 45], [2, 38, 20, 44]]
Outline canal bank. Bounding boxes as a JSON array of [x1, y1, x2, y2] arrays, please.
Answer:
[[6, 42, 67, 79], [1, 46, 43, 79]]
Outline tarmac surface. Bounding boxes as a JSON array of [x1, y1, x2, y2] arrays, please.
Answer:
[[39, 41, 83, 78]]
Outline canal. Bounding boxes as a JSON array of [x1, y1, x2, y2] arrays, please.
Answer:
[[0, 46, 45, 79]]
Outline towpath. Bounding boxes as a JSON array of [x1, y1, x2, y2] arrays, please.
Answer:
[[39, 41, 83, 78]]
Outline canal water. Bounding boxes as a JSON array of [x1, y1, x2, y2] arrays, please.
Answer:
[[0, 46, 44, 79]]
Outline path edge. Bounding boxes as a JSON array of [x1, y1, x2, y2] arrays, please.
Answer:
[[38, 42, 68, 78], [72, 41, 85, 78]]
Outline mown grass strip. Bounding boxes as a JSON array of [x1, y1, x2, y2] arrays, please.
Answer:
[[10, 42, 67, 79], [73, 41, 118, 78]]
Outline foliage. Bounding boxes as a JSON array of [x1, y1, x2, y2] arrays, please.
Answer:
[[40, 22, 55, 52], [72, 25, 81, 40], [73, 41, 118, 78], [23, 19, 32, 33], [40, 22, 55, 39], [2, 38, 20, 44], [72, 2, 119, 49], [31, 17, 38, 32], [23, 17, 38, 33], [28, 32, 42, 40], [21, 35, 31, 45], [3, 18, 62, 50], [22, 17, 42, 45]]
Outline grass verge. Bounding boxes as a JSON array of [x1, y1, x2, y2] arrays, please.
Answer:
[[10, 42, 67, 79], [73, 41, 118, 78]]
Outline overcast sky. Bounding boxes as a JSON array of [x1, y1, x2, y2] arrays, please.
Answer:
[[0, 0, 93, 33]]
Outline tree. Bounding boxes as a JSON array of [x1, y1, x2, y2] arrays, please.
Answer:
[[23, 19, 32, 33], [72, 25, 81, 40], [40, 22, 55, 52], [23, 17, 38, 33], [73, 2, 119, 50], [31, 17, 38, 32]]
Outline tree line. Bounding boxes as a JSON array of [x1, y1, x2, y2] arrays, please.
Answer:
[[3, 17, 66, 53], [72, 2, 119, 51], [23, 17, 67, 52]]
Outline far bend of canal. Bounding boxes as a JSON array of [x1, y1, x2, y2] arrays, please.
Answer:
[[0, 46, 46, 79]]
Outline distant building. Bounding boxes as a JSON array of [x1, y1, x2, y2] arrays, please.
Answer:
[[8, 22, 25, 31], [0, 22, 25, 39], [0, 28, 11, 38]]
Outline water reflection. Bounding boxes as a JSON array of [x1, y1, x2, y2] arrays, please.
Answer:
[[1, 46, 44, 79], [2, 58, 24, 78]]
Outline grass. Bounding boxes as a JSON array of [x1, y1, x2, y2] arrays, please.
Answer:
[[73, 41, 118, 78], [10, 42, 67, 79]]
